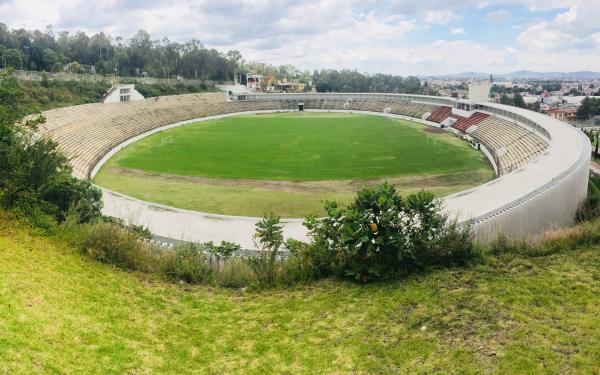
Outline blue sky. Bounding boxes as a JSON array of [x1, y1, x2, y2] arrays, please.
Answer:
[[0, 0, 598, 75]]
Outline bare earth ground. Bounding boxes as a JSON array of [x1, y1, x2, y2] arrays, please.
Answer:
[[108, 166, 492, 194]]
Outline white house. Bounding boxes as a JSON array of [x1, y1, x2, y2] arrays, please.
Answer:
[[102, 84, 145, 103]]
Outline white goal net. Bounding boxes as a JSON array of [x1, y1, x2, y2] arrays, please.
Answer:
[[159, 135, 173, 147]]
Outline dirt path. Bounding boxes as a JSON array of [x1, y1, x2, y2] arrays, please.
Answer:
[[107, 166, 492, 193]]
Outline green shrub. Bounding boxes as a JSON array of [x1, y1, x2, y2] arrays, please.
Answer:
[[217, 258, 256, 288], [204, 241, 241, 265], [303, 184, 474, 282], [40, 177, 103, 223], [79, 222, 155, 272], [278, 238, 327, 284], [101, 216, 152, 240], [486, 218, 600, 257], [0, 72, 103, 227], [487, 234, 534, 256], [5, 189, 58, 233], [576, 175, 600, 222], [132, 82, 212, 98], [21, 79, 111, 110], [420, 220, 476, 266], [248, 213, 284, 288], [161, 243, 215, 284], [63, 216, 255, 288]]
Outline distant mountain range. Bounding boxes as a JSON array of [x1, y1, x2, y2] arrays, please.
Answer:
[[422, 71, 600, 80]]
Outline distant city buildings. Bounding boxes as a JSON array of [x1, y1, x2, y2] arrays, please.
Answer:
[[424, 77, 600, 126]]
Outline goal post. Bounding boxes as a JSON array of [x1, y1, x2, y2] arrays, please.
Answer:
[[426, 135, 439, 152], [159, 135, 173, 147]]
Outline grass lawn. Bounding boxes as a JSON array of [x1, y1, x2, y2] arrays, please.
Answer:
[[106, 112, 488, 181], [94, 169, 490, 217], [96, 172, 356, 217], [1, 216, 599, 374], [95, 113, 493, 217]]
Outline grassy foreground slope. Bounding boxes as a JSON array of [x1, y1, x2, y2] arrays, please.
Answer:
[[1, 216, 599, 373]]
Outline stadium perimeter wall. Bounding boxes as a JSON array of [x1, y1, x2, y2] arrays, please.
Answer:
[[46, 93, 591, 248]]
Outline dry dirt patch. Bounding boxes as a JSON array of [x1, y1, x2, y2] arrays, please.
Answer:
[[108, 166, 490, 194]]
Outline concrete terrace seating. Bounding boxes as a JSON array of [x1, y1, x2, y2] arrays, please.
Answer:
[[423, 107, 547, 175], [471, 116, 548, 175], [42, 93, 229, 178], [42, 94, 329, 178], [359, 100, 436, 118], [250, 97, 439, 118], [41, 93, 549, 180]]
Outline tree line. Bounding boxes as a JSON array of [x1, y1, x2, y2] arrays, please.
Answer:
[[0, 24, 429, 94], [0, 71, 102, 228], [311, 69, 426, 94], [0, 25, 240, 81], [577, 97, 600, 119]]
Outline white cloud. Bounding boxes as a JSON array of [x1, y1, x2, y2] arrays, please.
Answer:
[[0, 0, 599, 75], [423, 9, 458, 25], [484, 9, 512, 22], [517, 1, 600, 53]]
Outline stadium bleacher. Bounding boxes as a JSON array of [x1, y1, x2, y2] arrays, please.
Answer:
[[470, 116, 548, 174], [422, 107, 549, 175], [40, 93, 548, 179]]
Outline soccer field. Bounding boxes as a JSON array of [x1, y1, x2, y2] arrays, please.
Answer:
[[95, 112, 493, 217]]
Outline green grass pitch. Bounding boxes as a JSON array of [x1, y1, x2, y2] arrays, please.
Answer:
[[95, 112, 493, 217], [109, 112, 486, 181]]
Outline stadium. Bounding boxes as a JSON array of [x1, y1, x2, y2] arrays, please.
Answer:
[[40, 89, 591, 249], [4, 1, 600, 371]]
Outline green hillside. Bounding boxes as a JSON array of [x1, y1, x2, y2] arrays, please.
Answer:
[[1, 213, 599, 374]]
